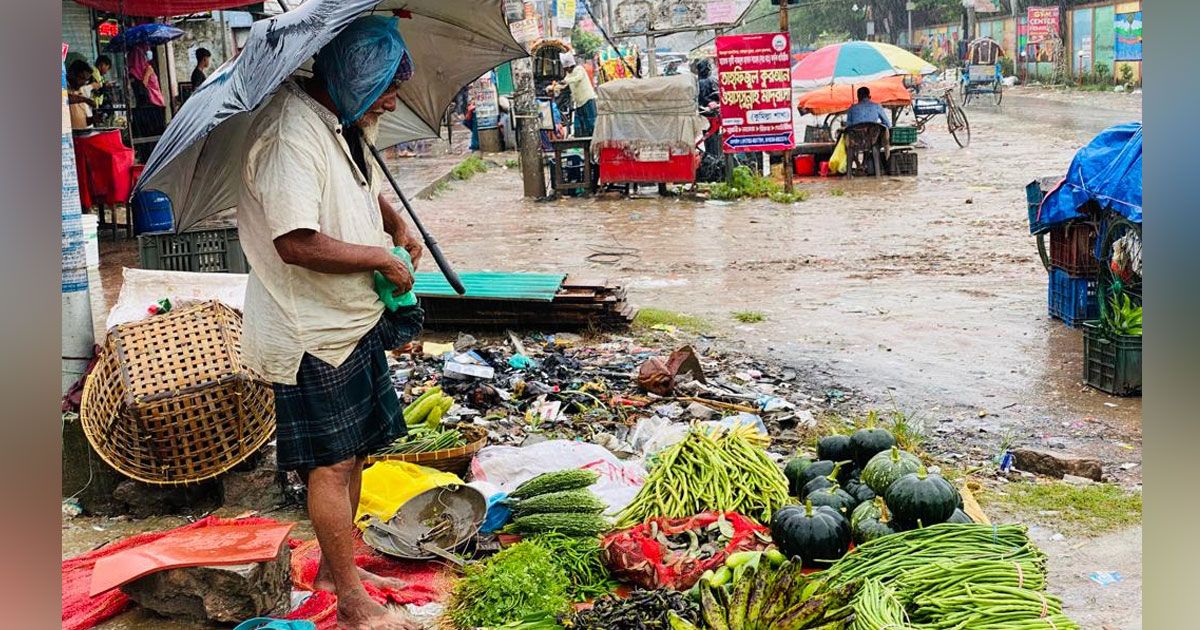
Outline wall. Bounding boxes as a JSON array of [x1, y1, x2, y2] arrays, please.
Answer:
[[62, 0, 96, 62], [911, 22, 964, 65], [171, 16, 233, 88]]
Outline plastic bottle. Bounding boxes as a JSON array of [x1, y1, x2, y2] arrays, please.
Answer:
[[374, 246, 417, 311]]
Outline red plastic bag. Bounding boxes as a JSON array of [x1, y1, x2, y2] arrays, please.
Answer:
[[601, 512, 769, 591]]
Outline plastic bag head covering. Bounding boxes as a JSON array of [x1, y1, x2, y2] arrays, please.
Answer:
[[313, 15, 414, 126], [559, 51, 576, 67]]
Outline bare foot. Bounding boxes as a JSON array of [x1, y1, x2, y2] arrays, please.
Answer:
[[314, 561, 408, 593], [337, 592, 421, 630]]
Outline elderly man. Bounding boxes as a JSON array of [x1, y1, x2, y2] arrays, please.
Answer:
[[551, 52, 597, 137], [237, 16, 424, 630]]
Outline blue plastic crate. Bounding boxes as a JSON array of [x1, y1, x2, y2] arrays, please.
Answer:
[[1048, 267, 1099, 327]]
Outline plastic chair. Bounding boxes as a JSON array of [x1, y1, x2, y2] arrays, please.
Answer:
[[841, 123, 887, 178]]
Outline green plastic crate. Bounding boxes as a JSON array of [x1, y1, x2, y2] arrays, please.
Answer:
[[139, 227, 249, 274], [1082, 321, 1142, 396], [890, 126, 919, 145]]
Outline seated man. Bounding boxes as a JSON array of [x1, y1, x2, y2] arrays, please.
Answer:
[[846, 86, 892, 129]]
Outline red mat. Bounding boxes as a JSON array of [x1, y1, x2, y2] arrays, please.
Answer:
[[63, 516, 454, 630]]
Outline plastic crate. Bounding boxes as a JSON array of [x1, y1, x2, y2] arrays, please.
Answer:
[[1047, 267, 1098, 327], [890, 126, 918, 145], [1026, 178, 1057, 235], [887, 150, 918, 176], [139, 226, 249, 274], [1049, 221, 1099, 276], [1082, 321, 1142, 396], [804, 126, 833, 143], [913, 97, 947, 116]]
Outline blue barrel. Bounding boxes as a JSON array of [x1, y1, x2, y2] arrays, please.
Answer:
[[131, 190, 174, 235]]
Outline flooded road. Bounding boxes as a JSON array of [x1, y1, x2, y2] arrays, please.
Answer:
[[411, 87, 1143, 471]]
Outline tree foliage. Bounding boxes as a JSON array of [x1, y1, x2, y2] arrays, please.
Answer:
[[571, 27, 604, 59]]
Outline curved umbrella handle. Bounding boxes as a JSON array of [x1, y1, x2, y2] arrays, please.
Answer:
[[367, 142, 466, 295]]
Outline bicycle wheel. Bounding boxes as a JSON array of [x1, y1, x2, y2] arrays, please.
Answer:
[[960, 83, 971, 107], [1036, 232, 1051, 272], [993, 82, 1003, 106], [948, 106, 971, 148]]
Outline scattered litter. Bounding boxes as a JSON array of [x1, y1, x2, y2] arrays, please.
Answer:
[[1088, 571, 1123, 586]]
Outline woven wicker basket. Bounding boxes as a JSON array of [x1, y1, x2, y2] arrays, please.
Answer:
[[366, 425, 488, 476], [80, 300, 275, 485]]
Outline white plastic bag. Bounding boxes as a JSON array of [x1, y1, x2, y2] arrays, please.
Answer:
[[469, 440, 646, 516]]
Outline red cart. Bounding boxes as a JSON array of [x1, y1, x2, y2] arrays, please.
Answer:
[[592, 75, 711, 187]]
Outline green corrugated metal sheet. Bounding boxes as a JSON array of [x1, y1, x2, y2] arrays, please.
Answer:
[[413, 272, 566, 302]]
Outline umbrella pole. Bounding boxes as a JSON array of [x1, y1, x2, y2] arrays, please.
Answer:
[[367, 142, 466, 295]]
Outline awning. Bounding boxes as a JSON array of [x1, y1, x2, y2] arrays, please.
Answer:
[[73, 0, 260, 17]]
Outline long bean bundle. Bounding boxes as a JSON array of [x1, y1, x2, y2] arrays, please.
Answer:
[[823, 523, 1046, 589], [615, 426, 789, 527], [374, 426, 466, 454], [907, 583, 1070, 628], [850, 579, 913, 630]]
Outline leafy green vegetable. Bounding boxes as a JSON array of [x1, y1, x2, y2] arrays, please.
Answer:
[[1103, 291, 1142, 336], [528, 533, 618, 601], [447, 541, 571, 628]]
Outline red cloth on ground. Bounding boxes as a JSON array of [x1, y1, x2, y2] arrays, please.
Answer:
[[73, 129, 134, 209], [63, 517, 455, 630]]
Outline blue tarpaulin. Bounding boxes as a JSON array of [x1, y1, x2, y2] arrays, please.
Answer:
[[1035, 122, 1142, 232]]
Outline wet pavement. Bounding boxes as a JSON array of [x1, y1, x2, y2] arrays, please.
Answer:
[[411, 86, 1143, 475]]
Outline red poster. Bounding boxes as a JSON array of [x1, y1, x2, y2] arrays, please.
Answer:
[[716, 32, 794, 153], [1025, 6, 1060, 44]]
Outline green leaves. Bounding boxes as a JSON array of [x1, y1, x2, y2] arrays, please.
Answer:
[[1103, 291, 1142, 336]]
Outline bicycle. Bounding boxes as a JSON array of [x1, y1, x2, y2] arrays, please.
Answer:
[[911, 86, 971, 148]]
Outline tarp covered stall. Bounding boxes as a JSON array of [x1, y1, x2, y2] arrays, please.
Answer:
[[591, 74, 709, 155], [1035, 121, 1142, 231]]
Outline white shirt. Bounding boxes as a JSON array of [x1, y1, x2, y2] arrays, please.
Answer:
[[237, 81, 390, 385]]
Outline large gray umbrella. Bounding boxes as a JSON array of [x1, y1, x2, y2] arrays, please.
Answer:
[[136, 0, 525, 291]]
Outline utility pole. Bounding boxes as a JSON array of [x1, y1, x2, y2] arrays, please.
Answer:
[[780, 0, 794, 192], [964, 0, 977, 42], [907, 1, 915, 47], [510, 10, 546, 198]]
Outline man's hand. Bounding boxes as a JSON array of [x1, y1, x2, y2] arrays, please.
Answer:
[[378, 194, 423, 270], [400, 229, 423, 271], [378, 249, 415, 295]]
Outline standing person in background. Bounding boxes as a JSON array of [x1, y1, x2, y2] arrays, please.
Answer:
[[66, 60, 96, 130], [127, 43, 166, 158], [90, 55, 112, 108], [191, 47, 212, 89], [550, 53, 597, 138]]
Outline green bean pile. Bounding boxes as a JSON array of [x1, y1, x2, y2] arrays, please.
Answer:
[[837, 525, 1079, 630], [374, 425, 466, 454], [614, 426, 789, 527], [822, 523, 1046, 589], [528, 533, 617, 602]]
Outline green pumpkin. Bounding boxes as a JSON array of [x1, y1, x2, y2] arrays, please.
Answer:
[[851, 497, 897, 544], [801, 461, 849, 498], [884, 467, 959, 529], [850, 427, 897, 468], [783, 457, 814, 497], [806, 484, 857, 516], [861, 446, 922, 495], [770, 500, 850, 568], [817, 435, 854, 463], [843, 478, 877, 505], [947, 508, 973, 524]]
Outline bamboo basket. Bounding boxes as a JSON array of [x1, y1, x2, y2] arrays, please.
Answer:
[[366, 424, 488, 476], [80, 300, 275, 485]]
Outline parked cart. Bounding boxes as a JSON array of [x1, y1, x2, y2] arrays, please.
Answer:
[[960, 37, 1005, 106]]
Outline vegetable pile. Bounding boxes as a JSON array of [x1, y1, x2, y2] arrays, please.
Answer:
[[528, 532, 617, 602], [503, 470, 612, 537], [836, 523, 1078, 629], [615, 425, 790, 527], [447, 541, 571, 628], [403, 386, 454, 429], [567, 589, 700, 630], [694, 553, 857, 630], [375, 386, 467, 454]]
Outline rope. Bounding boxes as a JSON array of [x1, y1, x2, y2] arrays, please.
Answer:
[[1014, 560, 1024, 588]]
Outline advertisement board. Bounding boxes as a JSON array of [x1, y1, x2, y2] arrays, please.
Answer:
[[716, 32, 794, 154], [612, 0, 755, 37], [1026, 6, 1060, 44]]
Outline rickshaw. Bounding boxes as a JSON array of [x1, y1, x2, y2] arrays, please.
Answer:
[[960, 37, 1005, 106]]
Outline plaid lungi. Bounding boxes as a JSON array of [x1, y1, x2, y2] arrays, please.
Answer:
[[272, 304, 424, 472]]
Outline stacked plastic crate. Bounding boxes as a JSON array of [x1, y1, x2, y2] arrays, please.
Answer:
[[1028, 180, 1100, 328]]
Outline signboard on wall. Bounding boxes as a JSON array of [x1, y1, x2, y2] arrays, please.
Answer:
[[510, 17, 541, 43], [1115, 12, 1143, 61], [612, 0, 756, 37], [1026, 6, 1060, 44], [470, 72, 500, 129], [716, 32, 794, 154], [556, 0, 577, 29]]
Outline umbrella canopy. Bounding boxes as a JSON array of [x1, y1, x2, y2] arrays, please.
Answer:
[[136, 0, 525, 232], [104, 23, 185, 52], [791, 41, 935, 91], [795, 76, 912, 116]]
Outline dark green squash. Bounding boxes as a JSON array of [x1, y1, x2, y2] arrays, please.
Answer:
[[860, 446, 922, 495], [783, 456, 814, 497], [850, 427, 897, 468], [770, 500, 850, 568], [851, 497, 897, 544], [884, 467, 959, 529], [947, 508, 973, 524], [801, 461, 849, 498], [843, 478, 877, 505], [817, 435, 854, 463], [806, 484, 857, 516]]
